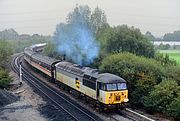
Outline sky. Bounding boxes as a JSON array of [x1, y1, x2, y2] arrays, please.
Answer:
[[0, 0, 180, 37]]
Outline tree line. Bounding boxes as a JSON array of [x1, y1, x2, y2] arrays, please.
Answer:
[[145, 31, 180, 41]]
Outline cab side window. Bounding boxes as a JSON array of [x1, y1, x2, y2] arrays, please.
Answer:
[[100, 83, 106, 90]]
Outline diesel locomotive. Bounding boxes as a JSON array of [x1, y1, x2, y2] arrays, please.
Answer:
[[24, 44, 129, 110]]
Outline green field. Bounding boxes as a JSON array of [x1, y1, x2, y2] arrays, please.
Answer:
[[159, 50, 180, 64]]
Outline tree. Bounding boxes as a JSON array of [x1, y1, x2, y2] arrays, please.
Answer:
[[157, 43, 170, 50], [163, 31, 180, 41], [145, 31, 156, 41], [0, 40, 12, 69], [0, 29, 19, 40], [43, 42, 59, 58], [96, 24, 112, 49], [66, 5, 91, 27], [90, 7, 107, 34], [97, 25, 155, 58]]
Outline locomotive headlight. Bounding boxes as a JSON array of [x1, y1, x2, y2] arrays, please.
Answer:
[[108, 95, 111, 102], [124, 98, 129, 102]]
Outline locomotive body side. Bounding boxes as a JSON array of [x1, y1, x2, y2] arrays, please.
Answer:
[[55, 63, 97, 100]]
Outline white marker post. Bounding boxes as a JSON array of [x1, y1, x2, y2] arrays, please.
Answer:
[[19, 62, 22, 85]]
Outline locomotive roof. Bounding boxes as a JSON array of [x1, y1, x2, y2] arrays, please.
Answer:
[[56, 62, 100, 76], [32, 53, 59, 65], [56, 62, 85, 75], [55, 62, 126, 84], [97, 73, 126, 83]]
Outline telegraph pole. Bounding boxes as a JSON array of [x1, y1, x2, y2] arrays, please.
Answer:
[[19, 62, 22, 85]]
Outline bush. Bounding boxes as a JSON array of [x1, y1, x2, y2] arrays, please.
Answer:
[[99, 52, 164, 106], [165, 65, 180, 85], [143, 80, 179, 116], [0, 69, 12, 88], [157, 43, 170, 50], [167, 96, 180, 118]]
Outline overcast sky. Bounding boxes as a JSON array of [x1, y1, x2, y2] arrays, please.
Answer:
[[0, 0, 180, 37]]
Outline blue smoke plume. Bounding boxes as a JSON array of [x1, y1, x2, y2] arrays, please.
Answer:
[[54, 20, 99, 65]]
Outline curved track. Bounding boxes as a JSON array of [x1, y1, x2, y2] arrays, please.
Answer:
[[12, 54, 156, 121], [12, 54, 102, 121]]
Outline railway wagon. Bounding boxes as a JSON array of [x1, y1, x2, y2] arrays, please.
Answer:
[[24, 46, 59, 80], [24, 44, 129, 109]]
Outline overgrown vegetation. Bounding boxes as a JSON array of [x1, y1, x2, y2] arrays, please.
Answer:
[[0, 40, 12, 88], [0, 69, 11, 88]]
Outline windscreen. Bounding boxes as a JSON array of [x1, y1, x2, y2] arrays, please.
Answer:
[[106, 83, 117, 91], [106, 83, 127, 91], [117, 83, 127, 90]]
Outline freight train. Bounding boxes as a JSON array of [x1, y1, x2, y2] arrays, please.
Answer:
[[24, 44, 129, 110]]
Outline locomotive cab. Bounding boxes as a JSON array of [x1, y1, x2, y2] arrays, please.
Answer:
[[97, 73, 129, 106]]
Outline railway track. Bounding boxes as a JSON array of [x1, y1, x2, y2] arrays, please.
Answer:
[[12, 54, 157, 121], [12, 54, 102, 121]]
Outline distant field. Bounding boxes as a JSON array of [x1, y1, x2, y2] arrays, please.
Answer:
[[159, 50, 180, 64]]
